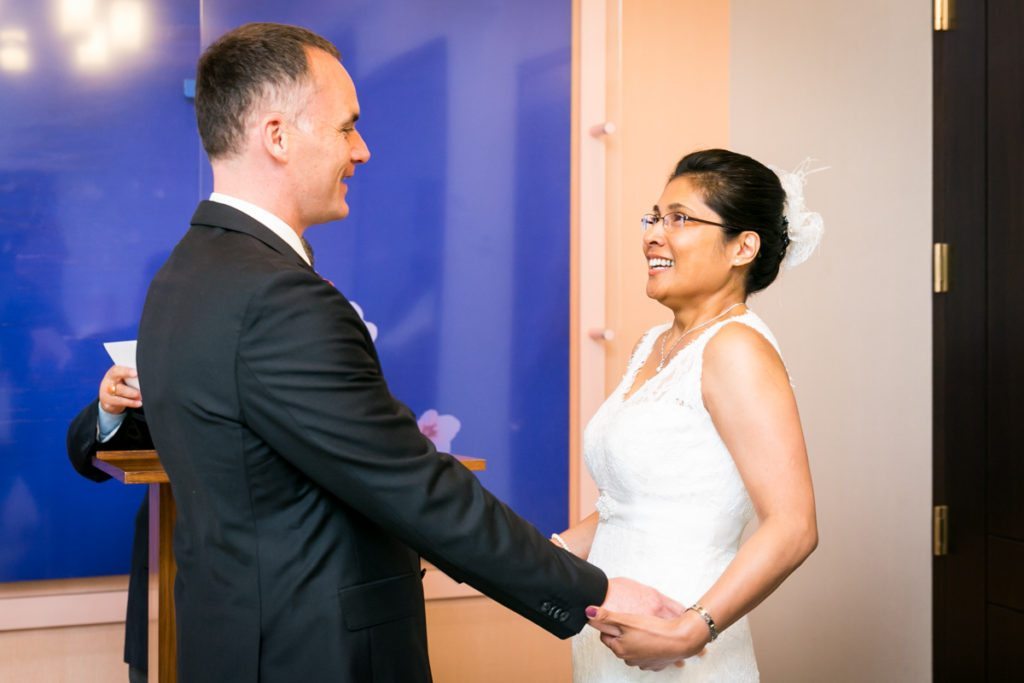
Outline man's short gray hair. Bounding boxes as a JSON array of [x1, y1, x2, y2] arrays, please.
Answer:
[[195, 23, 340, 159]]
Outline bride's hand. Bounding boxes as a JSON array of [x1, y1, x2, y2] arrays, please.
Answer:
[[587, 606, 710, 672]]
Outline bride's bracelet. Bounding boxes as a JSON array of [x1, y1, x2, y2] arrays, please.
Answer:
[[687, 603, 719, 642]]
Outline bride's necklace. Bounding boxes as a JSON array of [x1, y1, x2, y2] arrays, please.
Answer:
[[657, 302, 746, 372]]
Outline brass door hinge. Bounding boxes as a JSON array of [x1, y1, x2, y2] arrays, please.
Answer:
[[934, 243, 950, 293], [933, 505, 949, 556], [934, 0, 954, 31]]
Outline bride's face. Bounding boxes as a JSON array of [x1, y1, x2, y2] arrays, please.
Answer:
[[643, 175, 746, 307]]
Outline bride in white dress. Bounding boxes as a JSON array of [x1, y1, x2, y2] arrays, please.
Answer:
[[557, 149, 820, 681]]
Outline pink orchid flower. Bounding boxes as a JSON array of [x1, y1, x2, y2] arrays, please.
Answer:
[[417, 410, 462, 453]]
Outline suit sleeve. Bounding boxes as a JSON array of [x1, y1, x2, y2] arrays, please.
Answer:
[[236, 270, 608, 638], [66, 402, 153, 482]]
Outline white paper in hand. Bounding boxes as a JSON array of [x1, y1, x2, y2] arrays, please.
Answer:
[[103, 340, 139, 389]]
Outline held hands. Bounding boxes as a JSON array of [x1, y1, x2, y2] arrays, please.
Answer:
[[591, 577, 686, 629], [98, 365, 142, 415], [587, 580, 710, 672]]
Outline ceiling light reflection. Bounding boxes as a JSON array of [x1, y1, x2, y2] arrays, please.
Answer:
[[108, 0, 144, 51], [0, 44, 30, 73], [0, 28, 29, 42], [76, 25, 110, 70], [57, 0, 98, 35], [0, 26, 30, 73]]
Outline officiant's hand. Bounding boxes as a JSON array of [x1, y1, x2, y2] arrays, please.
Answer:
[[98, 365, 142, 415], [589, 577, 685, 637], [585, 605, 710, 671]]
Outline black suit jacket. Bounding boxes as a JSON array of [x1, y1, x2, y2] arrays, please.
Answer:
[[66, 401, 151, 672], [136, 201, 607, 682]]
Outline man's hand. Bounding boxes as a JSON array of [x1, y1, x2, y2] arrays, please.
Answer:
[[587, 577, 685, 637], [98, 365, 142, 415]]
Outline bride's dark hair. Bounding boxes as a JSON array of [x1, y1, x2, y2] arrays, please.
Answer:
[[670, 149, 789, 295]]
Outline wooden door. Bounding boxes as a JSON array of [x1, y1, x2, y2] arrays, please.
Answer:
[[934, 0, 1024, 679]]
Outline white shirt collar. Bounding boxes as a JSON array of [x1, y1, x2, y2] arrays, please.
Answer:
[[208, 192, 311, 266]]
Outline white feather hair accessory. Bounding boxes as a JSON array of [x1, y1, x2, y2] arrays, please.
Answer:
[[770, 159, 827, 271]]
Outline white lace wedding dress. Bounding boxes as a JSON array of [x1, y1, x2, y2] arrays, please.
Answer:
[[573, 312, 783, 682]]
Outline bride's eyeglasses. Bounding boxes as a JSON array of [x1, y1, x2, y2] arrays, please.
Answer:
[[640, 212, 738, 233]]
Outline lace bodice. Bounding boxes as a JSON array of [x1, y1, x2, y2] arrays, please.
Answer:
[[573, 312, 783, 682]]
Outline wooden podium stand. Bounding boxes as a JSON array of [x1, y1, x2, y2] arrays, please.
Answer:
[[92, 450, 486, 683], [92, 450, 176, 683]]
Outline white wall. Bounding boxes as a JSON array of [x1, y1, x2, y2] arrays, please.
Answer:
[[729, 1, 933, 681]]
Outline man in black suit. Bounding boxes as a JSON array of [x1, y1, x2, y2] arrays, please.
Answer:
[[137, 23, 678, 682], [66, 365, 148, 683]]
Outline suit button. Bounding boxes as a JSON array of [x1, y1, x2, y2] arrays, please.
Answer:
[[541, 601, 552, 613], [558, 611, 570, 622]]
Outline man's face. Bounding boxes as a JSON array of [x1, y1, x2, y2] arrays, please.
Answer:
[[289, 48, 370, 227]]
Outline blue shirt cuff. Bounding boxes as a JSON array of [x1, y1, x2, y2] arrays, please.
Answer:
[[97, 404, 127, 443]]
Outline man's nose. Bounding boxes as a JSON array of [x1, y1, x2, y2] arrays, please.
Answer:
[[352, 131, 370, 164]]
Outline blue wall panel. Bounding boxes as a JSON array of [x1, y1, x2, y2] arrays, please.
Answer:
[[0, 0, 570, 582], [0, 0, 200, 581]]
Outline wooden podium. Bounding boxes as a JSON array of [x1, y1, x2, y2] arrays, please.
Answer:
[[92, 450, 485, 683], [92, 450, 176, 683]]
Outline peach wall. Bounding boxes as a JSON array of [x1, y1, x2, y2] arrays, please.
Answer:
[[0, 623, 129, 682], [570, 0, 613, 523], [571, 0, 731, 522], [605, 0, 730, 391], [0, 576, 130, 680], [0, 591, 568, 683]]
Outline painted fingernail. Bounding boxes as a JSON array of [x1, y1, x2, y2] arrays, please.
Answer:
[[585, 607, 598, 618]]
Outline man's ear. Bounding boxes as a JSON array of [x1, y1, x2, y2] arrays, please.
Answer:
[[733, 231, 761, 267], [259, 113, 289, 162]]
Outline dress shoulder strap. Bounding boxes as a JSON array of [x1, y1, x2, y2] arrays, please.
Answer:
[[713, 312, 784, 357]]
